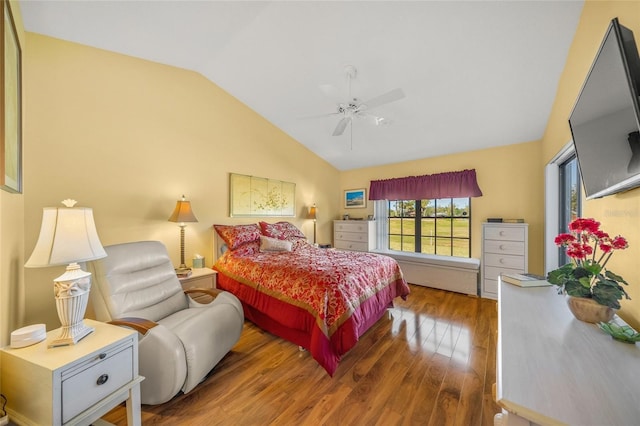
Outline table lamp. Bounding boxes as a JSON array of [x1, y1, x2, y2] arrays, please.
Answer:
[[168, 195, 198, 274], [25, 199, 107, 347], [308, 204, 317, 244]]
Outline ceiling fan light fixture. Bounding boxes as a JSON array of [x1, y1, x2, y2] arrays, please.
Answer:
[[344, 65, 357, 80]]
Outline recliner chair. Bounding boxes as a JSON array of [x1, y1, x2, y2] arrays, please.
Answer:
[[86, 240, 244, 405]]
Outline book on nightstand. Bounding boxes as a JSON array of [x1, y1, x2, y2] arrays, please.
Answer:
[[501, 273, 551, 287], [176, 269, 193, 278]]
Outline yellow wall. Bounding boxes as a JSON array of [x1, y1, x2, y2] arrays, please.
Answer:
[[23, 34, 340, 328], [5, 0, 640, 340], [340, 140, 545, 272], [0, 0, 26, 367], [541, 0, 640, 329]]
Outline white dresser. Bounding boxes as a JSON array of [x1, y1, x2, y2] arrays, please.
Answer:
[[481, 222, 528, 299], [496, 280, 640, 425], [333, 220, 376, 252]]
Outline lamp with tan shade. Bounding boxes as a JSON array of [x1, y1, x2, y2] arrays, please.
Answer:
[[168, 195, 198, 274]]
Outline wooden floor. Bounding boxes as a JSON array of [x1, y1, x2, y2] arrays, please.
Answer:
[[103, 285, 501, 425]]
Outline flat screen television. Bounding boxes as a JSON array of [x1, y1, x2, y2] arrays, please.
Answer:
[[569, 18, 640, 199]]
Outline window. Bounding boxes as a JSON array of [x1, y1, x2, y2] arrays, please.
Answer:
[[387, 198, 471, 257], [544, 141, 582, 272], [558, 154, 582, 265]]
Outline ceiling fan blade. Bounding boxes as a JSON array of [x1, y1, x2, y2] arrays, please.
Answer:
[[360, 88, 405, 111], [332, 117, 351, 136]]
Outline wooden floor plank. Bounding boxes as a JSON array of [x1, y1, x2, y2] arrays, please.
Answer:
[[102, 285, 501, 425]]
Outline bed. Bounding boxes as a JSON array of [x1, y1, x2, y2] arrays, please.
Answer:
[[212, 221, 410, 375]]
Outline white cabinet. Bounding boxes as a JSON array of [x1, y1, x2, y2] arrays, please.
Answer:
[[496, 280, 640, 425], [1, 319, 143, 426], [481, 222, 528, 299], [333, 220, 376, 252]]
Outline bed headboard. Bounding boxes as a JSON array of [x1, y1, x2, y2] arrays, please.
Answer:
[[213, 230, 227, 263]]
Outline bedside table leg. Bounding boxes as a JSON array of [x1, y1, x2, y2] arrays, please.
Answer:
[[126, 382, 142, 426]]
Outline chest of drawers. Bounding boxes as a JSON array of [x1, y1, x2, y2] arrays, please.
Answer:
[[333, 220, 376, 252], [481, 222, 528, 299]]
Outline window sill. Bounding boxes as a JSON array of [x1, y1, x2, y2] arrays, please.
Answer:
[[373, 250, 480, 271]]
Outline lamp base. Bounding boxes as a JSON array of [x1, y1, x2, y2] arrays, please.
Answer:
[[49, 263, 94, 348], [49, 321, 94, 348]]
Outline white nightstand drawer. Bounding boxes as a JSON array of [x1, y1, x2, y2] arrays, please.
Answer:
[[62, 344, 133, 423], [484, 253, 525, 270], [334, 240, 369, 251], [484, 226, 526, 241], [484, 240, 525, 256]]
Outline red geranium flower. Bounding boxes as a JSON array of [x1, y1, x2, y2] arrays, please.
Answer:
[[611, 236, 629, 250], [550, 217, 630, 309], [558, 218, 628, 270]]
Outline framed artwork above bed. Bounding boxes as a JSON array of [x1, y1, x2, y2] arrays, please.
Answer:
[[230, 173, 296, 217]]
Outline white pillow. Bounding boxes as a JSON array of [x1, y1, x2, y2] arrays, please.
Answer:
[[260, 235, 293, 252]]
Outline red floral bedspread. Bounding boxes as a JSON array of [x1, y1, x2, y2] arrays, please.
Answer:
[[214, 241, 409, 374]]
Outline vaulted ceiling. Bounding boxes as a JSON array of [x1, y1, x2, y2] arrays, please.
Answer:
[[19, 1, 584, 170]]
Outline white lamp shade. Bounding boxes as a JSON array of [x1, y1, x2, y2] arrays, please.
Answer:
[[25, 207, 107, 268]]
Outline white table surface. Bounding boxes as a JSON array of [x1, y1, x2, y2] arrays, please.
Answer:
[[497, 280, 640, 425]]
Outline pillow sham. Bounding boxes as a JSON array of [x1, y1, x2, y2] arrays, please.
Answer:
[[259, 221, 306, 241], [214, 224, 261, 250], [260, 235, 293, 252], [232, 241, 260, 256]]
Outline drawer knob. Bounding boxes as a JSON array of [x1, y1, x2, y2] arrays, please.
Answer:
[[99, 353, 107, 360], [499, 231, 505, 236], [499, 244, 505, 250], [97, 374, 109, 386]]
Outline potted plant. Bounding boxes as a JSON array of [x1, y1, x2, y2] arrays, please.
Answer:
[[547, 218, 630, 323]]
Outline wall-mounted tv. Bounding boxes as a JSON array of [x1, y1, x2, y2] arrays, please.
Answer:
[[569, 18, 640, 199]]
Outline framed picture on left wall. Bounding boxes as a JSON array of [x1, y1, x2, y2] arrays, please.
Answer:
[[1, 0, 22, 193]]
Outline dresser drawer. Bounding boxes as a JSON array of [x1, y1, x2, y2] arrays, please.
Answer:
[[334, 240, 369, 251], [484, 253, 525, 270], [334, 221, 370, 233], [484, 265, 524, 281], [335, 231, 368, 243], [484, 226, 526, 242], [483, 278, 499, 295], [484, 240, 525, 256], [62, 341, 134, 423]]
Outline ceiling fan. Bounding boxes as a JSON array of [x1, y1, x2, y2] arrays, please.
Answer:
[[315, 65, 405, 139]]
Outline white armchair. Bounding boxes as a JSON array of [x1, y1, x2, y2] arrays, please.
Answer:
[[86, 241, 243, 405]]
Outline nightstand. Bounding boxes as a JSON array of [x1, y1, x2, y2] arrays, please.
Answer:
[[178, 268, 217, 303], [0, 319, 143, 426]]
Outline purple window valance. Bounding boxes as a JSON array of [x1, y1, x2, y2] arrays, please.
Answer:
[[369, 169, 483, 200]]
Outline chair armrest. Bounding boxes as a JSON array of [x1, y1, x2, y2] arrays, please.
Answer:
[[108, 317, 158, 335], [184, 287, 222, 300]]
